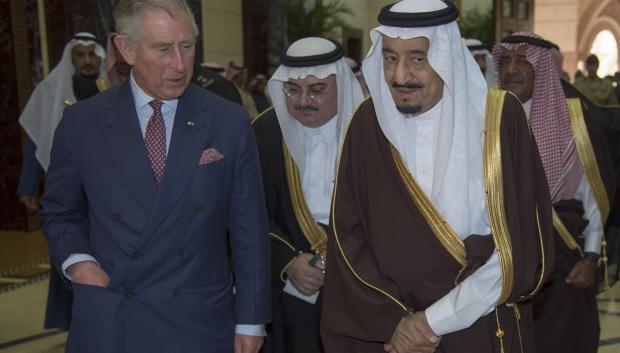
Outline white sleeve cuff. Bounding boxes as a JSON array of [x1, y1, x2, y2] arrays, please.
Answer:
[[61, 254, 99, 281], [574, 175, 603, 254], [235, 324, 266, 336], [425, 252, 501, 336]]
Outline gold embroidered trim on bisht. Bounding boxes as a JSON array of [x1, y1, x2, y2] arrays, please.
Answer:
[[389, 146, 466, 267], [567, 97, 610, 289], [283, 144, 328, 253], [552, 209, 582, 254], [96, 76, 110, 92], [331, 99, 408, 312], [270, 232, 297, 252], [483, 89, 514, 304], [566, 98, 610, 221]]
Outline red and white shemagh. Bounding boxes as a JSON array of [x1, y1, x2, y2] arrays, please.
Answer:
[[492, 32, 582, 202]]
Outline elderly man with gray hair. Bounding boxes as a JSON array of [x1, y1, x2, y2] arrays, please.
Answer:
[[40, 1, 270, 352]]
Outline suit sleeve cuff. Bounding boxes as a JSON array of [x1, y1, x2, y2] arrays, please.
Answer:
[[235, 324, 266, 336], [61, 254, 99, 281]]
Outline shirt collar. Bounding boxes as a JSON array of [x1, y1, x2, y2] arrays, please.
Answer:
[[411, 98, 442, 123], [302, 114, 338, 143], [522, 99, 532, 119], [129, 73, 179, 111]]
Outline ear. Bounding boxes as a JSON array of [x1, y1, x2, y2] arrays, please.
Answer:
[[114, 34, 137, 66]]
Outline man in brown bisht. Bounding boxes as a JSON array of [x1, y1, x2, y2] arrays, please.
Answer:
[[493, 32, 616, 353], [320, 1, 555, 352], [253, 37, 364, 353]]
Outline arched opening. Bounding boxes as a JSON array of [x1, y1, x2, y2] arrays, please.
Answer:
[[590, 30, 618, 77]]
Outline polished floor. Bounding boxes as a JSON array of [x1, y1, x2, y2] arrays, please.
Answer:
[[0, 230, 619, 352]]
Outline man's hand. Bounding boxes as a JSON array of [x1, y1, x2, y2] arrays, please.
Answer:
[[234, 334, 263, 353], [285, 253, 324, 295], [67, 261, 109, 287], [384, 312, 440, 353], [19, 196, 38, 212], [565, 257, 597, 288]]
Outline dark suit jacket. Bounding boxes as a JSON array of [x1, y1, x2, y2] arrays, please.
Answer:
[[40, 81, 271, 353]]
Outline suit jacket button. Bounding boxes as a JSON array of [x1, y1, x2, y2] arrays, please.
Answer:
[[124, 291, 133, 299], [172, 288, 180, 297], [112, 212, 121, 220], [131, 251, 140, 260], [195, 207, 204, 214], [177, 249, 185, 256]]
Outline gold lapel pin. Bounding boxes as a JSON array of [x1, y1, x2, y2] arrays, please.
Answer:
[[187, 120, 195, 127]]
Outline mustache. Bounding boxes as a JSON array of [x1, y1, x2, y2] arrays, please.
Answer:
[[392, 82, 423, 89], [503, 73, 524, 84], [294, 105, 319, 112], [80, 64, 96, 70]]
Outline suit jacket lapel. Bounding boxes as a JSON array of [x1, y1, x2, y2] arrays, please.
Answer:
[[138, 85, 212, 248], [97, 81, 157, 213]]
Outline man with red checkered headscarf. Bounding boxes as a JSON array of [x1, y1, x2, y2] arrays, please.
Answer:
[[493, 32, 615, 353]]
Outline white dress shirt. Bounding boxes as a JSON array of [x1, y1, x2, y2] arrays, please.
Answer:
[[401, 103, 502, 336], [301, 116, 338, 225], [62, 74, 265, 337]]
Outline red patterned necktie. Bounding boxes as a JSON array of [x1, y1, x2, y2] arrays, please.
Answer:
[[145, 100, 167, 185]]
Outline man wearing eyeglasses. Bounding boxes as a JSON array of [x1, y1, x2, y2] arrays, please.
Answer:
[[252, 37, 364, 353]]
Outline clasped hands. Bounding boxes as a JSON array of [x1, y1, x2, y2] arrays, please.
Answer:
[[285, 252, 326, 296], [384, 312, 441, 353]]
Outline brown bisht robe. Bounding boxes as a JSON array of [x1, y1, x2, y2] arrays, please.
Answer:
[[321, 91, 555, 353], [532, 82, 617, 353], [253, 108, 325, 353]]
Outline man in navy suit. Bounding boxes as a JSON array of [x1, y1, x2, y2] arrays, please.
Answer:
[[40, 1, 270, 352]]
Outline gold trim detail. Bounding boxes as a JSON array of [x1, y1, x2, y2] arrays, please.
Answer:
[[552, 209, 583, 255], [389, 146, 466, 267], [330, 100, 408, 312], [483, 89, 514, 304], [250, 106, 274, 125], [495, 307, 505, 353], [96, 77, 110, 92], [283, 144, 328, 253], [567, 98, 610, 222], [270, 232, 296, 252], [280, 256, 298, 282], [566, 98, 610, 289], [521, 207, 547, 299]]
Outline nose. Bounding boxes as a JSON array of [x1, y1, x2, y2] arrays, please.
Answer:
[[298, 89, 312, 106], [394, 59, 413, 85], [170, 47, 187, 72], [507, 57, 519, 74]]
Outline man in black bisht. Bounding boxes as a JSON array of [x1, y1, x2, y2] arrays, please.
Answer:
[[252, 36, 364, 353], [494, 32, 616, 353]]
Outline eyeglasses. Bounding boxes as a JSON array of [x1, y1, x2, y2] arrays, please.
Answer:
[[283, 83, 334, 101]]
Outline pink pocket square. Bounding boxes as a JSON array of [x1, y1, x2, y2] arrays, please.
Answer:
[[199, 148, 224, 165]]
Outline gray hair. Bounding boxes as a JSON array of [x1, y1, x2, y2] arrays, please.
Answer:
[[114, 0, 199, 47]]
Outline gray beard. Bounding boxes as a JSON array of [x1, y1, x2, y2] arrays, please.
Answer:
[[397, 104, 422, 115]]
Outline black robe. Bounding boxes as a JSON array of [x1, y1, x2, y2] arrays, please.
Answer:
[[321, 92, 555, 353], [253, 108, 324, 353], [532, 81, 617, 353], [562, 80, 620, 288]]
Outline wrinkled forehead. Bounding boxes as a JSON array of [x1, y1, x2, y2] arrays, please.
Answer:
[[500, 46, 529, 59], [381, 34, 430, 53], [285, 74, 336, 87]]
